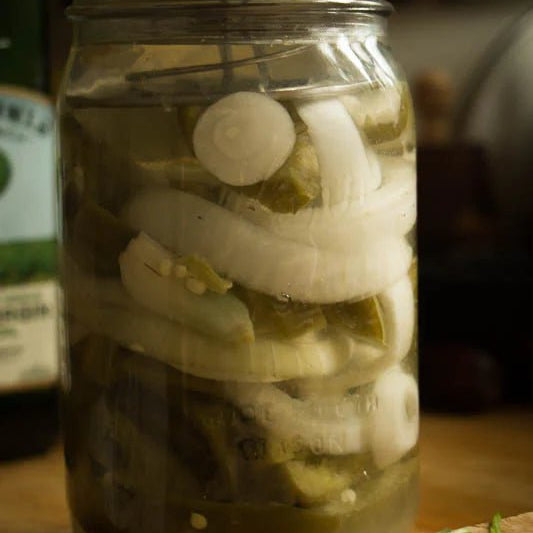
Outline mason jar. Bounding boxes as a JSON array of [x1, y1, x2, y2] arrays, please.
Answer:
[[59, 1, 418, 532]]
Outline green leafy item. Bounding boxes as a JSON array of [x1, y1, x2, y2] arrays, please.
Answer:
[[435, 512, 503, 533], [489, 513, 502, 533], [0, 239, 56, 284]]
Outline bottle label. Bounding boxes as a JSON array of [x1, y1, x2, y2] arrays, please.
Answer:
[[0, 86, 58, 392]]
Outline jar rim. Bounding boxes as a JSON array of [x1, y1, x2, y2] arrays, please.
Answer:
[[67, 0, 393, 20]]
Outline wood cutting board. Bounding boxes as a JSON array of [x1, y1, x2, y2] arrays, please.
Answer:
[[467, 512, 533, 533]]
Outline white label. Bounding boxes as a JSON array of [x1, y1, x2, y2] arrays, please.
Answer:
[[0, 87, 56, 242], [0, 87, 58, 391], [0, 280, 59, 390]]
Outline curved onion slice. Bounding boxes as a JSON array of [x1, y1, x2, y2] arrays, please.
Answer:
[[226, 382, 366, 455], [370, 367, 419, 469], [366, 144, 382, 192], [295, 98, 378, 206], [119, 233, 254, 343], [292, 274, 415, 396], [65, 263, 354, 382], [123, 188, 412, 304], [378, 274, 415, 360], [221, 157, 416, 251], [193, 92, 296, 186]]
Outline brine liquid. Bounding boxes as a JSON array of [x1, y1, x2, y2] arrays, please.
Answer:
[[61, 67, 418, 533]]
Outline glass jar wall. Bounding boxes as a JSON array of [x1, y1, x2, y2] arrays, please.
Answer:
[[59, 2, 418, 532]]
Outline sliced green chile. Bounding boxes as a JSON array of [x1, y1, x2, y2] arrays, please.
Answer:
[[220, 156, 416, 252], [84, 458, 417, 533], [70, 334, 116, 388], [322, 296, 384, 343], [122, 188, 413, 303], [133, 157, 221, 197], [340, 84, 411, 145], [180, 104, 320, 213], [70, 332, 223, 398], [238, 287, 327, 338], [181, 255, 233, 295], [119, 233, 253, 343], [239, 131, 321, 214], [80, 399, 205, 532], [70, 203, 136, 276], [185, 399, 300, 503], [87, 399, 200, 498], [66, 263, 355, 382], [115, 349, 223, 397], [177, 105, 205, 153], [292, 274, 415, 397]]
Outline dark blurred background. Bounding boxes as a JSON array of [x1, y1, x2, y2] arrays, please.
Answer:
[[388, 0, 533, 411], [31, 0, 533, 413]]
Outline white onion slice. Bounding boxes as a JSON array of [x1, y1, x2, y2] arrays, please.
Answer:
[[379, 274, 415, 361], [119, 233, 254, 343], [295, 98, 376, 206], [65, 262, 354, 383], [293, 274, 415, 396], [370, 367, 419, 469], [226, 382, 366, 455], [122, 188, 412, 303], [193, 92, 295, 186], [221, 157, 416, 251], [366, 144, 383, 192]]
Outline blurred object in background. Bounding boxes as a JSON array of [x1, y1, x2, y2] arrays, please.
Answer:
[[415, 68, 497, 255], [415, 68, 497, 254], [390, 1, 533, 411], [416, 69, 453, 145], [0, 0, 59, 459], [456, 3, 533, 407], [415, 67, 503, 412], [48, 0, 72, 97], [460, 4, 533, 249], [421, 343, 502, 413]]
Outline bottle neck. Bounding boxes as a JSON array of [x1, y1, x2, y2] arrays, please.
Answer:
[[0, 0, 48, 92]]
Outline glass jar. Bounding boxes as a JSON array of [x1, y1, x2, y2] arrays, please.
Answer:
[[58, 2, 418, 533]]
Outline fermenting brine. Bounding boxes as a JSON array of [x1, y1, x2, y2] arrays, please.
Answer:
[[59, 2, 418, 532]]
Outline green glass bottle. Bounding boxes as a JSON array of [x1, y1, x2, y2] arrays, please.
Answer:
[[0, 0, 59, 459]]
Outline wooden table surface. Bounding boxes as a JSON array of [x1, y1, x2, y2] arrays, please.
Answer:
[[1, 407, 532, 533]]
